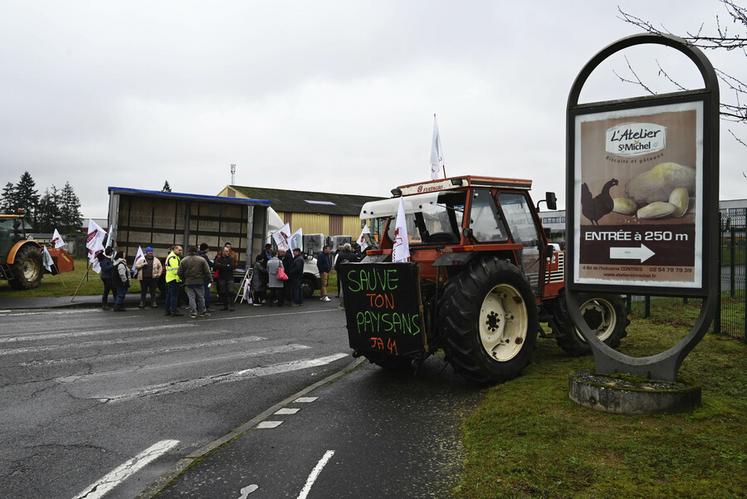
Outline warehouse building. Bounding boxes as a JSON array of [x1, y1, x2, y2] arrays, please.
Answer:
[[217, 185, 383, 236]]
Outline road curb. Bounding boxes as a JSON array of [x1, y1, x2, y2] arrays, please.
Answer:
[[135, 356, 366, 499], [0, 295, 143, 310]]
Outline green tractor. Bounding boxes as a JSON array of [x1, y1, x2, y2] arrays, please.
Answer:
[[0, 211, 74, 290]]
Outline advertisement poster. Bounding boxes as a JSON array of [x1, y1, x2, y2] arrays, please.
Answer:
[[573, 101, 703, 289]]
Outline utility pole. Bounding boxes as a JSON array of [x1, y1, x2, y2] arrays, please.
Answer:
[[230, 163, 236, 185]]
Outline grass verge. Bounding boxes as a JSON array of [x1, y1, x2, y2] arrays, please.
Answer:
[[456, 304, 747, 498], [0, 259, 132, 298]]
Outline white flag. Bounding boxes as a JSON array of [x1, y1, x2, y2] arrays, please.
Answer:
[[242, 273, 252, 303], [290, 228, 303, 251], [86, 219, 107, 273], [356, 226, 370, 252], [131, 246, 144, 277], [430, 114, 445, 180], [51, 229, 65, 249], [42, 246, 54, 272], [392, 197, 410, 263], [272, 223, 292, 251]]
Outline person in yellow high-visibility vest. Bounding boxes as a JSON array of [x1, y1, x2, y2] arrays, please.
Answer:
[[164, 245, 183, 316]]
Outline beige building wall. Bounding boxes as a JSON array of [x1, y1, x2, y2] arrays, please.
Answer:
[[291, 213, 329, 234], [342, 215, 362, 237], [218, 186, 247, 198]]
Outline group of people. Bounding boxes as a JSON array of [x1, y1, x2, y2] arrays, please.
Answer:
[[96, 242, 239, 318], [161, 242, 239, 318], [253, 244, 307, 307], [95, 239, 366, 316]]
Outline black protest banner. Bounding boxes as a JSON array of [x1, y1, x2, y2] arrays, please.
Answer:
[[339, 262, 427, 358]]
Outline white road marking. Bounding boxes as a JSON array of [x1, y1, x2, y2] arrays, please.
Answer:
[[256, 421, 283, 429], [57, 344, 312, 383], [295, 397, 318, 403], [201, 308, 337, 323], [0, 323, 192, 343], [0, 308, 101, 318], [297, 450, 335, 499], [238, 484, 259, 498], [274, 408, 300, 415], [19, 335, 266, 367], [96, 353, 349, 402], [0, 328, 236, 357], [72, 439, 179, 499]]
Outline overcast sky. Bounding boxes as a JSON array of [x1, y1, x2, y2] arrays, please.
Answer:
[[1, 0, 744, 217]]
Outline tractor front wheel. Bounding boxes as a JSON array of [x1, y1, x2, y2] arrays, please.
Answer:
[[9, 244, 43, 290], [437, 257, 538, 384]]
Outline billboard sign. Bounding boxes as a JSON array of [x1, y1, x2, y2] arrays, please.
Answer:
[[573, 101, 703, 290]]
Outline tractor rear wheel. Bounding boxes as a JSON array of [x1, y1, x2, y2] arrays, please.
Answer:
[[9, 244, 43, 290], [437, 256, 538, 384], [549, 291, 628, 356]]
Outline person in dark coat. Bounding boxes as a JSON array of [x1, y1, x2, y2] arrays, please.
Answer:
[[263, 243, 273, 262], [111, 251, 131, 312], [288, 247, 305, 306], [97, 247, 116, 310], [335, 243, 358, 307], [251, 254, 268, 306], [281, 248, 294, 304], [178, 245, 213, 318], [198, 243, 214, 311], [214, 246, 235, 311], [316, 245, 333, 303]]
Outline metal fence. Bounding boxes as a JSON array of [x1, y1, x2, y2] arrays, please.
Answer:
[[716, 208, 746, 341], [623, 209, 746, 343]]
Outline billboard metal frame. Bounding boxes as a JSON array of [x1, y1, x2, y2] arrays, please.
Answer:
[[564, 33, 719, 381]]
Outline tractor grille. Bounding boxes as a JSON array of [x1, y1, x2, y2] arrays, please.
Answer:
[[547, 252, 564, 283]]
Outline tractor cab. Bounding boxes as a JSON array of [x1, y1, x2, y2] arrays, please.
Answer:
[[360, 176, 559, 300]]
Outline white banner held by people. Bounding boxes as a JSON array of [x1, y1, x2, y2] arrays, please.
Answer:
[[430, 113, 445, 180], [86, 219, 107, 273], [131, 246, 144, 277], [356, 225, 371, 252], [242, 273, 252, 304], [392, 197, 410, 263], [290, 228, 303, 251], [272, 223, 292, 251], [51, 229, 66, 249]]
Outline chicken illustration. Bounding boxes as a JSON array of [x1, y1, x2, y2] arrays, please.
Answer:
[[581, 178, 619, 225]]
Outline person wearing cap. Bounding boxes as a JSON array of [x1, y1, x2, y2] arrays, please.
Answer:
[[96, 247, 116, 310], [134, 246, 163, 308]]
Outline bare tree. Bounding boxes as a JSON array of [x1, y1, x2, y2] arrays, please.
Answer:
[[618, 1, 747, 125]]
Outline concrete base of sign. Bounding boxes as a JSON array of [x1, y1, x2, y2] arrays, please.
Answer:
[[568, 371, 701, 415]]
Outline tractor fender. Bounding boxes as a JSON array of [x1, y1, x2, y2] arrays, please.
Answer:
[[433, 250, 517, 268], [6, 240, 42, 265]]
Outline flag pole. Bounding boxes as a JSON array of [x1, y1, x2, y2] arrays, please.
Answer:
[[71, 263, 91, 303]]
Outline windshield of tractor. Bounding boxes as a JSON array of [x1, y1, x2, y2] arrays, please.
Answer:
[[385, 191, 466, 245]]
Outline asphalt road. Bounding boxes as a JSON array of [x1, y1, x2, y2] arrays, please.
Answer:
[[159, 357, 481, 499], [0, 301, 353, 499]]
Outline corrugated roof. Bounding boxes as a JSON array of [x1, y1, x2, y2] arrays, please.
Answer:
[[109, 186, 270, 206], [226, 185, 383, 216]]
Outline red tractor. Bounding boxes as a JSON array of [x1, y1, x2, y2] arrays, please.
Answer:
[[0, 211, 74, 289], [343, 176, 628, 384]]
